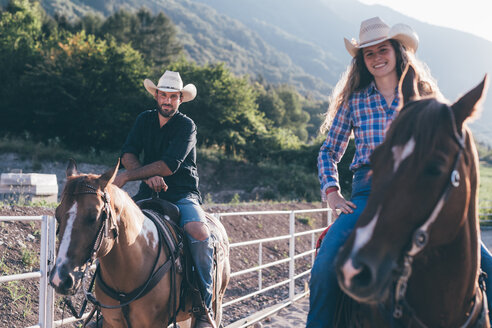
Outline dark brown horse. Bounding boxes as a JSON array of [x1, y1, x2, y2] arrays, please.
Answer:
[[335, 65, 489, 327], [49, 160, 230, 327]]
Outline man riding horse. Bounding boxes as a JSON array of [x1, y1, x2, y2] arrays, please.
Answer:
[[113, 70, 215, 328]]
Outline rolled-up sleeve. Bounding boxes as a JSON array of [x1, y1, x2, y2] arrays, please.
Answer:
[[161, 120, 196, 173], [318, 102, 352, 197]]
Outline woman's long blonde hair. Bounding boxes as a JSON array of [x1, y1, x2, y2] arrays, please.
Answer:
[[320, 40, 441, 134]]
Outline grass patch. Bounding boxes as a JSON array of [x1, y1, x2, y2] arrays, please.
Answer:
[[297, 215, 314, 227], [480, 161, 492, 201]]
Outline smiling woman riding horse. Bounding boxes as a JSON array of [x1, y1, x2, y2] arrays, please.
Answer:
[[335, 65, 489, 327], [49, 160, 230, 328]]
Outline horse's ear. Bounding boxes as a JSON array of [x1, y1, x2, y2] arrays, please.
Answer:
[[99, 158, 121, 188], [451, 74, 488, 130], [398, 64, 420, 106], [66, 158, 78, 177]]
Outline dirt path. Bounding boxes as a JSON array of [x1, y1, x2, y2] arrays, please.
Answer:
[[263, 228, 492, 328]]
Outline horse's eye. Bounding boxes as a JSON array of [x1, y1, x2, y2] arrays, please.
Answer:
[[425, 162, 445, 176]]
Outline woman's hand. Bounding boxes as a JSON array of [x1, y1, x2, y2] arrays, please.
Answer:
[[327, 189, 356, 218], [145, 176, 168, 192]]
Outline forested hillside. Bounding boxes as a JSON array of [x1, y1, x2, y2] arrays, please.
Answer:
[[0, 0, 349, 201], [2, 0, 491, 202], [26, 0, 492, 143]]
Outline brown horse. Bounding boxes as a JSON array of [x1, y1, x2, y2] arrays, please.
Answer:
[[335, 65, 489, 327], [49, 160, 230, 328]]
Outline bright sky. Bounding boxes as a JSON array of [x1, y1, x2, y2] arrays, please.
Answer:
[[359, 0, 492, 42]]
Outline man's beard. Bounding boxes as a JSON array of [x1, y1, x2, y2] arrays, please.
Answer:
[[158, 105, 177, 118]]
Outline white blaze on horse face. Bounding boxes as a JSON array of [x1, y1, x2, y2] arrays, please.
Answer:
[[392, 137, 415, 172], [141, 218, 159, 249], [51, 203, 77, 287], [342, 206, 381, 287], [352, 206, 380, 255]]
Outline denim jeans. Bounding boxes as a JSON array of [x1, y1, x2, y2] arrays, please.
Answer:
[[133, 194, 214, 310], [175, 198, 214, 310], [307, 167, 371, 328], [481, 242, 492, 323], [307, 167, 492, 327]]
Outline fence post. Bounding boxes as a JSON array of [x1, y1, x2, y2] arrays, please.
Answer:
[[39, 216, 49, 327], [259, 242, 262, 291], [328, 207, 333, 226], [322, 201, 329, 225], [289, 211, 295, 301], [46, 216, 56, 328]]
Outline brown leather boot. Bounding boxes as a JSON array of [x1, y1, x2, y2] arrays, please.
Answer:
[[194, 309, 217, 328]]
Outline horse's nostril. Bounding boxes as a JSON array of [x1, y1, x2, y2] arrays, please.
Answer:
[[352, 263, 373, 287], [341, 257, 375, 290], [50, 266, 76, 294], [61, 274, 75, 290]]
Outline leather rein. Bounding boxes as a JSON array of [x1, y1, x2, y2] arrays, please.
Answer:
[[64, 184, 183, 328], [390, 107, 486, 327]]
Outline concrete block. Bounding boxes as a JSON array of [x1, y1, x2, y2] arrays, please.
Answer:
[[0, 173, 58, 203]]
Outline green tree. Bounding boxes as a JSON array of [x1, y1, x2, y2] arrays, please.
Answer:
[[255, 84, 285, 126], [276, 85, 310, 142], [166, 60, 270, 155], [98, 8, 182, 68], [0, 0, 44, 133], [303, 100, 329, 140], [21, 31, 151, 149]]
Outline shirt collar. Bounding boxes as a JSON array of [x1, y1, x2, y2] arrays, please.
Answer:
[[365, 81, 378, 97], [365, 81, 399, 99]]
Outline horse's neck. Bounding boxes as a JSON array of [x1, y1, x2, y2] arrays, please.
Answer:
[[111, 187, 148, 243], [99, 188, 158, 286], [409, 215, 480, 326]]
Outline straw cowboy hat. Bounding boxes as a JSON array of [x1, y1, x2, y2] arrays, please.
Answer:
[[144, 70, 197, 103], [344, 17, 419, 57]]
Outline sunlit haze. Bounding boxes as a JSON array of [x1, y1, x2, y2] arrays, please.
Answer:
[[359, 0, 492, 42]]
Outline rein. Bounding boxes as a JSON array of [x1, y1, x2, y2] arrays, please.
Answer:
[[391, 108, 484, 327]]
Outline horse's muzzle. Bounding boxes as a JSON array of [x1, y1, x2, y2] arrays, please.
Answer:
[[49, 264, 83, 295], [336, 251, 395, 304]]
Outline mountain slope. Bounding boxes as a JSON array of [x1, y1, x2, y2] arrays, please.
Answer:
[[29, 0, 492, 142]]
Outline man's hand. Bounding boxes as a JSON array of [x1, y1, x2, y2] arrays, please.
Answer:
[[145, 176, 168, 192], [327, 189, 356, 219], [113, 172, 128, 188]]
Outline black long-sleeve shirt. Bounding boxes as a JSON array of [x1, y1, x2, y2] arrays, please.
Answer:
[[121, 109, 201, 203]]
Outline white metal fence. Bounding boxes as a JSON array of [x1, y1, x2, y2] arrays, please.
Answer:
[[0, 215, 56, 328], [3, 201, 492, 327], [0, 207, 332, 328]]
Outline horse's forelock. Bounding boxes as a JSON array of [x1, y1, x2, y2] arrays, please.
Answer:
[[386, 99, 450, 162]]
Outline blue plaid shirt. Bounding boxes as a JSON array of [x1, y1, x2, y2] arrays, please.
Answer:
[[318, 82, 400, 199]]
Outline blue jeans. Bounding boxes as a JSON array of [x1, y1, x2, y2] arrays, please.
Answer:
[[307, 168, 371, 327], [175, 198, 214, 310], [307, 167, 492, 327], [133, 194, 214, 310], [481, 241, 492, 323]]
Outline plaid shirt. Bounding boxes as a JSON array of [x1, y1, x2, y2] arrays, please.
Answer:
[[318, 82, 400, 199]]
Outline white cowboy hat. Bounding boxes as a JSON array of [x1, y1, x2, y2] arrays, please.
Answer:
[[344, 17, 419, 57], [144, 70, 197, 103]]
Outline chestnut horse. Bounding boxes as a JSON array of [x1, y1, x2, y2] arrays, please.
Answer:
[[49, 160, 230, 328], [335, 66, 489, 327]]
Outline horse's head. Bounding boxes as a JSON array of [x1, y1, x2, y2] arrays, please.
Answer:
[[49, 159, 120, 295], [336, 65, 488, 304]]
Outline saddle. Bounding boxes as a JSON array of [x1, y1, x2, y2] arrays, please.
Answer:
[[136, 197, 217, 317]]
